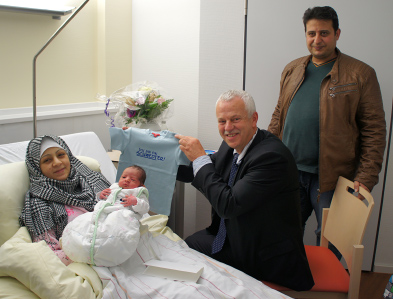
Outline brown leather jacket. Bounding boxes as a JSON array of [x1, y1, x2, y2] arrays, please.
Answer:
[[268, 49, 386, 192]]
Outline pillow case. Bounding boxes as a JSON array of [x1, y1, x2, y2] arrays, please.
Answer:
[[0, 277, 40, 299], [0, 161, 29, 246], [0, 156, 101, 247], [140, 214, 182, 242], [0, 227, 102, 299]]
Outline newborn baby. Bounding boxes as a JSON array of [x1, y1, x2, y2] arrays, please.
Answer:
[[61, 165, 149, 266]]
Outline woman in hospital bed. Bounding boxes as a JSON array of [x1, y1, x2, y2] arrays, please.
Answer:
[[18, 135, 291, 299], [19, 135, 111, 266]]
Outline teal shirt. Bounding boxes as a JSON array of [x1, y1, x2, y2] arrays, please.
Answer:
[[282, 59, 335, 174], [109, 127, 190, 215]]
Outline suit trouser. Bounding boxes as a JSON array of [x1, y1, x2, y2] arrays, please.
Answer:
[[185, 226, 314, 291], [185, 228, 237, 268]]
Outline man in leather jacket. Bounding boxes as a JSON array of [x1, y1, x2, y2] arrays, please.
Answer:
[[268, 6, 386, 254]]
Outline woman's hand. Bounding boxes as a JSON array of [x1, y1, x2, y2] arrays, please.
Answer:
[[121, 195, 137, 207], [99, 188, 111, 199]]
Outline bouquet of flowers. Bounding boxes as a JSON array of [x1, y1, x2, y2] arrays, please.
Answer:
[[99, 81, 174, 128]]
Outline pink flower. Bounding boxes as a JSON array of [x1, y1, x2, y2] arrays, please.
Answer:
[[157, 97, 165, 104]]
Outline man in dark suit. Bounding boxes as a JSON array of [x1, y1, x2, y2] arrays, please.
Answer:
[[175, 90, 314, 291]]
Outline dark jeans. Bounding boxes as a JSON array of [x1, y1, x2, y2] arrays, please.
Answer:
[[299, 170, 342, 260]]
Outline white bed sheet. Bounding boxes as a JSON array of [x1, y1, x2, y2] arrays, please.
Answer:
[[0, 131, 116, 183], [94, 231, 291, 299]]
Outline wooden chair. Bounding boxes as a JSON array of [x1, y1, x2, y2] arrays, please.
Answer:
[[263, 176, 375, 299]]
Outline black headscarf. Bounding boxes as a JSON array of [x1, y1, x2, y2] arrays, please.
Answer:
[[19, 135, 110, 240]]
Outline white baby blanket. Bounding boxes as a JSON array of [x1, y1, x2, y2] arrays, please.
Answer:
[[61, 187, 148, 267]]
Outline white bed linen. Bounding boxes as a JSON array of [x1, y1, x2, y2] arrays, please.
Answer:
[[93, 229, 291, 299], [0, 132, 117, 183]]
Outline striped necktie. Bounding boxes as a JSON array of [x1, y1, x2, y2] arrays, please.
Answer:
[[211, 153, 239, 254]]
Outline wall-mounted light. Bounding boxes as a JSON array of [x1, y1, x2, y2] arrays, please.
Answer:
[[0, 0, 75, 20]]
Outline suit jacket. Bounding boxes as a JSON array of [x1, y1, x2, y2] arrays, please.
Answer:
[[178, 129, 314, 291]]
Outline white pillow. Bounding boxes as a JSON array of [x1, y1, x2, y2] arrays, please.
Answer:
[[0, 161, 29, 247], [0, 227, 102, 299], [0, 156, 101, 247], [140, 214, 182, 242], [0, 277, 40, 299]]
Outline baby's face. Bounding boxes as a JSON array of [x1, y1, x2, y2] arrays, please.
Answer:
[[118, 167, 142, 189]]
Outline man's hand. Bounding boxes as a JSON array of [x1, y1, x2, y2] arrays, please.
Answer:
[[99, 188, 111, 199], [175, 134, 206, 162], [354, 181, 370, 200], [121, 195, 137, 207]]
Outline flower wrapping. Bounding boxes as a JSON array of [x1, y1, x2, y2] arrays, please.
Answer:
[[99, 81, 174, 128]]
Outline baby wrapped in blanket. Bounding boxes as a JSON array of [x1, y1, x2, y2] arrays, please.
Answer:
[[61, 165, 149, 267]]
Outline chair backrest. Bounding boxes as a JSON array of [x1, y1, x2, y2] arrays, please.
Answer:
[[323, 176, 374, 271]]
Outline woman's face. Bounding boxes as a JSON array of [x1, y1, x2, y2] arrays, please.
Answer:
[[40, 147, 71, 181]]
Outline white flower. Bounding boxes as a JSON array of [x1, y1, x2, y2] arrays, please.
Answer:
[[135, 96, 145, 105], [139, 86, 152, 92], [101, 81, 174, 128]]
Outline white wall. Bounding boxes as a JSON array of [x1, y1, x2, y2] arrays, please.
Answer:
[[131, 0, 244, 236], [245, 0, 393, 272], [0, 0, 133, 147], [0, 0, 95, 108], [375, 117, 393, 273], [196, 0, 245, 232], [131, 0, 201, 237], [2, 0, 392, 272], [0, 0, 133, 109], [0, 103, 112, 149]]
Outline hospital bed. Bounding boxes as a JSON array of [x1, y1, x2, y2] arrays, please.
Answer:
[[0, 131, 291, 298]]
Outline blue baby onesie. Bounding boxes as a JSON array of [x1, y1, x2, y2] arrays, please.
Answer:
[[109, 127, 190, 215]]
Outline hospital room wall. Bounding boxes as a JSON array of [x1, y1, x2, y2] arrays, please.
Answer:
[[0, 0, 132, 147], [131, 0, 201, 238], [194, 0, 244, 232], [244, 0, 393, 272], [131, 0, 244, 238], [1, 0, 392, 272]]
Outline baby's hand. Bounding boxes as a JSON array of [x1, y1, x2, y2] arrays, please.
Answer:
[[100, 188, 111, 199], [121, 195, 137, 207]]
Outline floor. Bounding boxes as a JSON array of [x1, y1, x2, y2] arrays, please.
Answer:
[[360, 271, 391, 299]]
